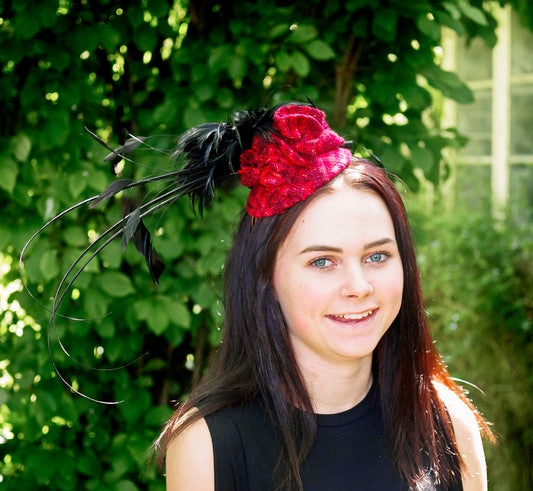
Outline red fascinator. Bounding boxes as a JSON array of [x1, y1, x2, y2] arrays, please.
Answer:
[[239, 105, 352, 217]]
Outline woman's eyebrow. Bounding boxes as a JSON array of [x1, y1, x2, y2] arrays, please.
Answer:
[[363, 238, 396, 250], [299, 245, 343, 255], [299, 238, 396, 255]]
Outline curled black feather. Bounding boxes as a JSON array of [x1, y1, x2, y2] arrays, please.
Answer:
[[21, 102, 327, 402], [89, 179, 134, 209], [172, 106, 283, 215], [103, 136, 148, 175]]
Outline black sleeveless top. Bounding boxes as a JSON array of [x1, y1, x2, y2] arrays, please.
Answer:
[[204, 384, 462, 490]]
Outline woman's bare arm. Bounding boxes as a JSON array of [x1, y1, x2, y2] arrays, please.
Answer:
[[436, 383, 488, 491], [165, 416, 215, 491]]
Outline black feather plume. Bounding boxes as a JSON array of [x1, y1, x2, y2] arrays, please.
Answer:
[[19, 102, 317, 402]]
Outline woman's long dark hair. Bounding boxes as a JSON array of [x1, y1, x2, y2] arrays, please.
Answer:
[[157, 159, 492, 489]]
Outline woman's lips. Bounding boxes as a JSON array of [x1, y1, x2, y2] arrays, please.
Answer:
[[328, 309, 377, 322]]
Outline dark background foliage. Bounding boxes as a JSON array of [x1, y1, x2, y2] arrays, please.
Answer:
[[0, 0, 531, 489]]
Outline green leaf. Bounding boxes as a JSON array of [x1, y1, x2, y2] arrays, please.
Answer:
[[459, 3, 488, 26], [288, 25, 318, 44], [100, 25, 122, 50], [0, 157, 19, 194], [417, 15, 441, 42], [227, 55, 248, 80], [84, 290, 110, 319], [402, 84, 432, 110], [96, 272, 135, 297], [77, 451, 103, 476], [148, 0, 170, 18], [95, 319, 116, 338], [291, 51, 311, 77], [11, 133, 32, 161], [421, 66, 473, 104], [194, 82, 215, 102], [275, 51, 292, 72], [114, 480, 138, 491], [372, 8, 398, 42], [410, 145, 435, 174], [443, 2, 462, 20], [375, 144, 405, 173], [62, 226, 88, 247], [118, 390, 151, 424], [162, 297, 191, 329], [144, 405, 174, 426], [434, 11, 465, 36], [126, 6, 145, 28], [208, 45, 232, 73], [270, 23, 290, 38], [68, 173, 88, 199], [49, 49, 71, 72], [12, 10, 41, 40], [134, 24, 158, 52], [69, 25, 99, 54], [304, 40, 336, 61], [39, 249, 60, 282], [215, 87, 235, 109], [147, 304, 170, 335]]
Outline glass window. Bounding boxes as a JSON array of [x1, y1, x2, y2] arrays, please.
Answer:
[[509, 164, 533, 224], [511, 12, 533, 76], [457, 89, 492, 156], [457, 36, 492, 81], [511, 85, 533, 155], [454, 164, 492, 215]]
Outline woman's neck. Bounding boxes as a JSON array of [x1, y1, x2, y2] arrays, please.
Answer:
[[299, 354, 374, 414]]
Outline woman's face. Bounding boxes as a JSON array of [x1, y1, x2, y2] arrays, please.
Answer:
[[272, 187, 403, 369]]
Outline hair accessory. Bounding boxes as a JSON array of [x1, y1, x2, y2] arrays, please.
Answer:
[[22, 103, 352, 291], [239, 105, 352, 217]]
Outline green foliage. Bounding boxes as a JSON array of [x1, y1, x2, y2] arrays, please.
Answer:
[[411, 202, 533, 489], [0, 0, 523, 489]]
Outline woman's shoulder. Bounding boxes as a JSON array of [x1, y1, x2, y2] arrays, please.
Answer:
[[165, 409, 214, 491], [433, 381, 488, 491]]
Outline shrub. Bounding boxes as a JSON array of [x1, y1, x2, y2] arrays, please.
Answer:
[[410, 200, 533, 490]]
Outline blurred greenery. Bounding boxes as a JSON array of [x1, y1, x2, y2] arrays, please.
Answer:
[[0, 0, 531, 489], [409, 196, 533, 490]]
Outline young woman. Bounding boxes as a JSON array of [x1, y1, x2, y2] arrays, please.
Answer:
[[27, 102, 491, 489], [153, 104, 492, 490]]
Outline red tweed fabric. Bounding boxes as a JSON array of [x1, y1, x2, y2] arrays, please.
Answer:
[[239, 105, 352, 217]]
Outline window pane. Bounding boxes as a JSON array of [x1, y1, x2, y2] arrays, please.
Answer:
[[511, 12, 533, 75], [509, 164, 533, 224], [454, 163, 492, 214], [457, 37, 492, 81], [510, 85, 533, 155], [457, 89, 492, 156]]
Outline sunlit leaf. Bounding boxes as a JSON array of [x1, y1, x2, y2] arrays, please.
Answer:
[[11, 133, 32, 162], [96, 272, 135, 297], [39, 249, 60, 282], [304, 40, 336, 61], [459, 3, 488, 26], [291, 51, 310, 77], [0, 157, 19, 194], [288, 25, 317, 44]]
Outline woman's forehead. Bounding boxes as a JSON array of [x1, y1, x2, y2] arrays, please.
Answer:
[[280, 187, 395, 253]]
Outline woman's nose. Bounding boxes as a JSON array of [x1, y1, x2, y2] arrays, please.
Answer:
[[340, 264, 374, 298]]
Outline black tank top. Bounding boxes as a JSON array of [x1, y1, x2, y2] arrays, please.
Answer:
[[204, 384, 462, 490]]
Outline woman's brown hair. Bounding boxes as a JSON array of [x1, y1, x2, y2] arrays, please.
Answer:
[[157, 159, 493, 489]]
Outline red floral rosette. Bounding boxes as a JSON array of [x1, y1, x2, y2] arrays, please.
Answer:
[[239, 105, 352, 217]]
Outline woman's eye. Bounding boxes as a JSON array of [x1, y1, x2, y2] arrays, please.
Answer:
[[311, 258, 331, 268], [367, 252, 388, 263]]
